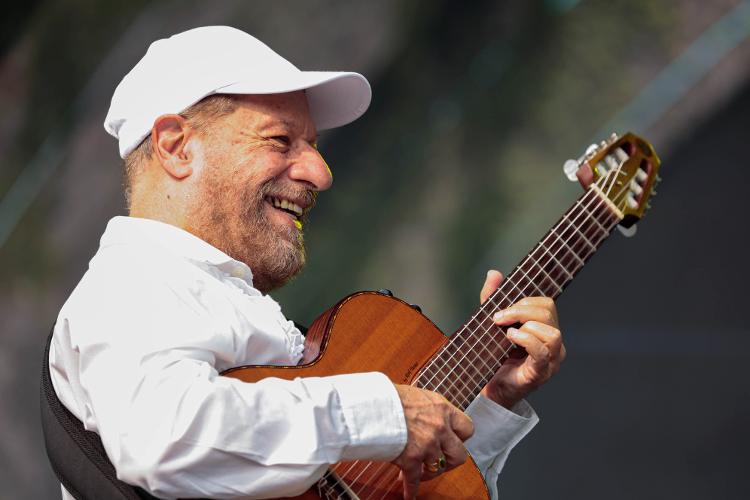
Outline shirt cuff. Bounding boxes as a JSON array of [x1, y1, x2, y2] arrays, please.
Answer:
[[464, 394, 538, 471], [327, 371, 407, 462]]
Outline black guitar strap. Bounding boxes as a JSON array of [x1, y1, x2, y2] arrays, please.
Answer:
[[41, 322, 309, 500], [40, 329, 159, 500]]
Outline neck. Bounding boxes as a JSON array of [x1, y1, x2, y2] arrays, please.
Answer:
[[415, 185, 622, 410]]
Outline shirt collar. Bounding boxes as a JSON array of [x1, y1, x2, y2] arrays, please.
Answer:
[[100, 216, 255, 284]]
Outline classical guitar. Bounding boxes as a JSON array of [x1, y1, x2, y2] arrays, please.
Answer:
[[224, 132, 662, 499]]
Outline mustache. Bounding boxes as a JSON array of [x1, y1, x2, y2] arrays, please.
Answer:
[[258, 181, 318, 211]]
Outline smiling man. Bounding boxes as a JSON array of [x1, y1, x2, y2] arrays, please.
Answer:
[[48, 26, 565, 499], [129, 91, 325, 293]]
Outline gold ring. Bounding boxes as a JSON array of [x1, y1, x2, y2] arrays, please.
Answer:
[[425, 455, 447, 473]]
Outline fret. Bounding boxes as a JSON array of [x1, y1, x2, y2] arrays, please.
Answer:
[[422, 358, 451, 390], [548, 226, 585, 267], [522, 256, 563, 296], [514, 264, 546, 296], [537, 241, 575, 280], [465, 316, 485, 334], [449, 350, 480, 384], [485, 323, 509, 354], [430, 351, 471, 388], [558, 212, 595, 255], [500, 279, 527, 304], [534, 255, 566, 294], [561, 211, 597, 251], [575, 193, 608, 233], [438, 340, 489, 389], [583, 209, 613, 246], [444, 377, 473, 407], [455, 305, 503, 343], [466, 335, 501, 374]]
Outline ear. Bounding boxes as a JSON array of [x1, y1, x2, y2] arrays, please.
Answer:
[[151, 114, 195, 179]]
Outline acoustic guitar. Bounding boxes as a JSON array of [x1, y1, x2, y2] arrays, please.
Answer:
[[224, 132, 662, 499]]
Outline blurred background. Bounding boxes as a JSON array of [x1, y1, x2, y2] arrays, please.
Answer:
[[1, 0, 749, 498]]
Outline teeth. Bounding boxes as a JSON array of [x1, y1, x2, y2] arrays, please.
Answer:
[[267, 196, 303, 216]]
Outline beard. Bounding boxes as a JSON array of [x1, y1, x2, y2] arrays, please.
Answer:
[[188, 169, 316, 294]]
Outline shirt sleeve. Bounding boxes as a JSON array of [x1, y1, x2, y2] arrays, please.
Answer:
[[464, 395, 538, 500], [51, 271, 407, 499]]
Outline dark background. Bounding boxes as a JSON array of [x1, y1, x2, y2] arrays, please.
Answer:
[[1, 1, 748, 498]]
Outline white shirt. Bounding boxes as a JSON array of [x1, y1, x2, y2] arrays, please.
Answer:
[[51, 216, 538, 499]]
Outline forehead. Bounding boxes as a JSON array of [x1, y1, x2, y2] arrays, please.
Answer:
[[228, 91, 317, 137]]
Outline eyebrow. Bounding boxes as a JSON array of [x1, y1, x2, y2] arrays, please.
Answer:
[[262, 119, 318, 144]]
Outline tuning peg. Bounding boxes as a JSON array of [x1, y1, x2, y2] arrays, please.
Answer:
[[585, 143, 599, 157], [563, 159, 580, 182], [617, 224, 637, 238]]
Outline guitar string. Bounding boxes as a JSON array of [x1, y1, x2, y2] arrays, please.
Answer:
[[604, 148, 630, 198], [439, 192, 623, 396], [325, 167, 636, 499], [425, 171, 632, 402], [416, 180, 617, 394], [345, 182, 621, 499], [365, 170, 638, 500], [356, 182, 624, 500], [349, 150, 639, 499], [341, 180, 621, 499], [364, 210, 619, 500], [365, 174, 633, 500], [362, 213, 624, 498], [416, 192, 604, 400], [432, 162, 632, 386]]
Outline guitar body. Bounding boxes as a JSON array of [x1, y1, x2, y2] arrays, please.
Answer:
[[223, 291, 490, 499]]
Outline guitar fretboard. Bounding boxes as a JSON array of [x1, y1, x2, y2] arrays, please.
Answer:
[[415, 185, 622, 410]]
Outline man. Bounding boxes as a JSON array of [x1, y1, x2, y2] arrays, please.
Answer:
[[49, 26, 565, 499]]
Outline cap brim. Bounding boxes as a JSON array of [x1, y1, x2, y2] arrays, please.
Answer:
[[217, 71, 371, 131]]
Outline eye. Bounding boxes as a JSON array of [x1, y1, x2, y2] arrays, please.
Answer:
[[270, 135, 291, 146]]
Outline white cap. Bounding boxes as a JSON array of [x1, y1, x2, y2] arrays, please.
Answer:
[[104, 26, 372, 158]]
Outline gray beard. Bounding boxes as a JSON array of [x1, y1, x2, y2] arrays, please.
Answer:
[[192, 179, 313, 294]]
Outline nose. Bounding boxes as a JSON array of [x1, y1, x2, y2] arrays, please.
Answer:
[[287, 145, 333, 192]]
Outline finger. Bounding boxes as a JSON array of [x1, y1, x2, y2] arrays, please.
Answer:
[[419, 453, 445, 481], [515, 296, 555, 308], [515, 296, 558, 323], [493, 304, 558, 328], [516, 321, 563, 356], [440, 433, 468, 470], [449, 408, 474, 441], [401, 464, 421, 500], [480, 270, 504, 304], [507, 327, 550, 365]]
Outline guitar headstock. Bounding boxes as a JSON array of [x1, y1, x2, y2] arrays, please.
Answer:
[[564, 132, 661, 232]]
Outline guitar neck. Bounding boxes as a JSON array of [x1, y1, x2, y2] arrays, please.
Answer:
[[414, 185, 623, 411]]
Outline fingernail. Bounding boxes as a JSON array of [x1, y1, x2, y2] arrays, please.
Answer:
[[493, 311, 504, 321], [507, 327, 519, 338]]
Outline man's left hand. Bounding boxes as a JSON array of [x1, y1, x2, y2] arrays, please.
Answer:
[[478, 270, 566, 409]]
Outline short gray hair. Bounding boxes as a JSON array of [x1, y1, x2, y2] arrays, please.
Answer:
[[122, 94, 239, 208]]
